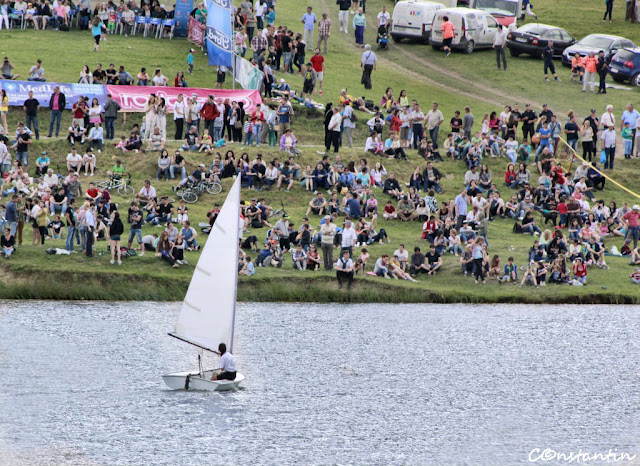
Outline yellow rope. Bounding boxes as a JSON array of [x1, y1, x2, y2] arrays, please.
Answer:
[[557, 136, 640, 200]]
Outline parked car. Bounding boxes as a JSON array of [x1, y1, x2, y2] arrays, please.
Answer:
[[561, 34, 636, 66], [608, 48, 640, 86], [506, 23, 575, 58], [468, 0, 521, 28], [430, 7, 499, 54], [390, 0, 448, 44]]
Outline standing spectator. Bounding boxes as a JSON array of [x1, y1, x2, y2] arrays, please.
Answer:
[[543, 41, 560, 82], [251, 30, 268, 61], [360, 44, 376, 90], [353, 7, 366, 47], [327, 106, 342, 153], [301, 6, 316, 45], [12, 125, 31, 172], [47, 86, 66, 138], [0, 89, 7, 133], [23, 91, 40, 140], [310, 49, 325, 95], [320, 215, 336, 270], [603, 0, 614, 21], [337, 0, 350, 34], [342, 103, 356, 148], [377, 5, 390, 32], [301, 62, 317, 99], [601, 125, 616, 169], [200, 95, 219, 139], [411, 102, 425, 149], [596, 50, 608, 93], [84, 202, 96, 257], [440, 16, 454, 57], [462, 106, 474, 141], [425, 102, 444, 149], [621, 103, 640, 155], [173, 94, 186, 141], [103, 94, 120, 140], [582, 51, 598, 92], [493, 24, 508, 71], [316, 12, 331, 54], [341, 220, 357, 256], [521, 104, 537, 142]]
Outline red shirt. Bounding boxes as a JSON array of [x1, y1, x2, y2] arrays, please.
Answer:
[[86, 188, 99, 199], [310, 54, 324, 73], [200, 102, 219, 121], [441, 21, 454, 39], [73, 103, 86, 119], [390, 115, 402, 133], [557, 203, 568, 214], [623, 211, 640, 228], [574, 263, 587, 277], [505, 170, 516, 183]]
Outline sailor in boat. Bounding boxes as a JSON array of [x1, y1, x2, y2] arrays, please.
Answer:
[[211, 343, 237, 380]]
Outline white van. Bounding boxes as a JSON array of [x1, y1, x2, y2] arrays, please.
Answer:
[[429, 7, 500, 53], [390, 1, 452, 44]]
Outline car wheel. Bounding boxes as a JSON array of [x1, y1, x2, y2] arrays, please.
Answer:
[[464, 40, 474, 54], [633, 73, 640, 87], [509, 48, 520, 57]]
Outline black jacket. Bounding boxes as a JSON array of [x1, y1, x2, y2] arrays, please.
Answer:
[[109, 217, 124, 236], [422, 166, 443, 181], [49, 92, 66, 111]]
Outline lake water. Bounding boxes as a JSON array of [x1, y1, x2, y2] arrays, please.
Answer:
[[0, 302, 638, 465]]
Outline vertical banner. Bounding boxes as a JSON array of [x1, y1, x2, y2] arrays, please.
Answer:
[[206, 0, 232, 67], [174, 0, 193, 38], [188, 17, 204, 46]]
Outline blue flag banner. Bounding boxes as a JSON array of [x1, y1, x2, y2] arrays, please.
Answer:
[[206, 0, 232, 67], [174, 0, 193, 38]]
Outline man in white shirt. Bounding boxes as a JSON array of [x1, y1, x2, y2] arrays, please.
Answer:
[[360, 44, 377, 90], [320, 215, 337, 270], [42, 168, 58, 188], [66, 148, 83, 172], [425, 102, 444, 149], [601, 105, 615, 129], [377, 5, 390, 32], [393, 244, 408, 271], [211, 343, 237, 380], [328, 106, 342, 153], [492, 24, 508, 71], [335, 249, 354, 288], [84, 203, 96, 257], [601, 126, 617, 170], [137, 179, 157, 204], [341, 220, 357, 256], [173, 93, 186, 140]]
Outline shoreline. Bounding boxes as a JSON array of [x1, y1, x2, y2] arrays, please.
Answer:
[[2, 270, 638, 304]]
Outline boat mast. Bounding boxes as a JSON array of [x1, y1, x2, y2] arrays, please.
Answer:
[[229, 183, 241, 354]]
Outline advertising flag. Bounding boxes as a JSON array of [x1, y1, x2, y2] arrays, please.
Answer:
[[206, 0, 232, 67]]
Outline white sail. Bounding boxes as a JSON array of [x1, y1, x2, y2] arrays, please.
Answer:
[[169, 176, 241, 353]]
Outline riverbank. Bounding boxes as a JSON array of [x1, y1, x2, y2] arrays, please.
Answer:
[[2, 266, 638, 304]]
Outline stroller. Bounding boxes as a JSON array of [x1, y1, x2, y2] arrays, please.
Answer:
[[376, 25, 389, 50]]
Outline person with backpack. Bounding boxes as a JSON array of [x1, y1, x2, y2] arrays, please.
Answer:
[[109, 210, 124, 265]]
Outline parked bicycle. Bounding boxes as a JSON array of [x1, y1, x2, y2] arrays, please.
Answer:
[[175, 180, 222, 204], [97, 173, 135, 197]]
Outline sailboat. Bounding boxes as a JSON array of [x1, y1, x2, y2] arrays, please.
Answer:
[[162, 176, 245, 391]]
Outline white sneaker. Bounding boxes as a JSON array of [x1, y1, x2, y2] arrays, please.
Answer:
[[110, 259, 115, 264], [176, 260, 183, 265], [117, 260, 122, 265], [182, 259, 189, 265]]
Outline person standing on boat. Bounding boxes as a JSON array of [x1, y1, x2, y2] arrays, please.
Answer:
[[211, 343, 237, 381]]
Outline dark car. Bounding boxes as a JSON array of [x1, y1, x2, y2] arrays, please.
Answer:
[[609, 48, 640, 87], [561, 34, 636, 66], [506, 23, 575, 59]]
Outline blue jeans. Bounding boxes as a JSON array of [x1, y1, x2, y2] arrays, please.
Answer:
[[354, 25, 364, 45], [105, 116, 116, 140], [78, 225, 87, 251], [49, 110, 62, 137], [26, 115, 39, 139], [50, 202, 67, 215], [429, 126, 440, 148], [213, 125, 222, 142], [89, 139, 103, 151], [253, 124, 262, 145], [412, 124, 423, 149], [66, 226, 76, 251], [170, 165, 187, 180], [9, 221, 18, 237], [423, 179, 442, 193], [16, 151, 28, 166], [243, 132, 254, 145]]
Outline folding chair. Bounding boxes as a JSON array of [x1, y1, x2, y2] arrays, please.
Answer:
[[132, 15, 147, 36], [159, 18, 175, 39], [9, 10, 24, 29], [148, 17, 161, 37]]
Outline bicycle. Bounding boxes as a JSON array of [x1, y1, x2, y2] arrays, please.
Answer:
[[271, 200, 289, 218], [97, 173, 135, 197], [176, 180, 223, 204]]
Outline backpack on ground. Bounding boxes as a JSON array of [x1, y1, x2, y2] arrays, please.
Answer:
[[513, 222, 523, 234]]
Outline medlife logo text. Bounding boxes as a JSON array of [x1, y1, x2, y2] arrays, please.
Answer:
[[207, 27, 232, 52]]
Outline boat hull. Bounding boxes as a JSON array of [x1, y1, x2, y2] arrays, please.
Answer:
[[162, 370, 245, 391]]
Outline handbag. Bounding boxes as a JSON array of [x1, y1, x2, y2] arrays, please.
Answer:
[[273, 124, 280, 132], [234, 120, 242, 129], [599, 149, 607, 164]]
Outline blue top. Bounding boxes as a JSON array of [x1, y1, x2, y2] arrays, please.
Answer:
[[187, 53, 194, 65], [92, 24, 102, 36]]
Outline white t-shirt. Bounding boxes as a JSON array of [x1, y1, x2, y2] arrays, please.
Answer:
[[377, 11, 390, 26], [67, 153, 83, 166], [393, 249, 408, 262], [173, 99, 186, 120], [254, 1, 266, 17], [152, 74, 167, 86]]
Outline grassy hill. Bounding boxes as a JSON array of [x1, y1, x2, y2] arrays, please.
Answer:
[[1, 0, 639, 302]]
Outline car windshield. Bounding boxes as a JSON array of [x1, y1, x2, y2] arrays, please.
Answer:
[[579, 36, 614, 49], [475, 0, 518, 16]]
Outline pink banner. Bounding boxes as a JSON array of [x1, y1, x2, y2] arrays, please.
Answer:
[[105, 86, 262, 113], [188, 17, 204, 47]]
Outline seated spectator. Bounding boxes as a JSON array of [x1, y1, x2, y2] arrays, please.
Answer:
[[1, 227, 15, 258], [374, 254, 393, 278], [146, 127, 165, 152], [181, 126, 200, 151], [180, 220, 199, 251], [383, 200, 397, 219], [1, 57, 19, 80], [87, 122, 104, 152], [174, 164, 206, 191], [397, 196, 416, 222], [280, 128, 301, 155], [67, 120, 86, 146], [277, 160, 294, 192], [157, 150, 170, 181], [335, 249, 354, 288], [382, 172, 403, 200], [291, 244, 307, 270], [66, 148, 82, 172], [306, 192, 327, 216], [424, 244, 442, 275], [83, 149, 96, 176], [34, 151, 50, 177]]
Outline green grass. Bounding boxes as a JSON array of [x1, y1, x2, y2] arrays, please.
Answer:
[[1, 0, 640, 303]]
